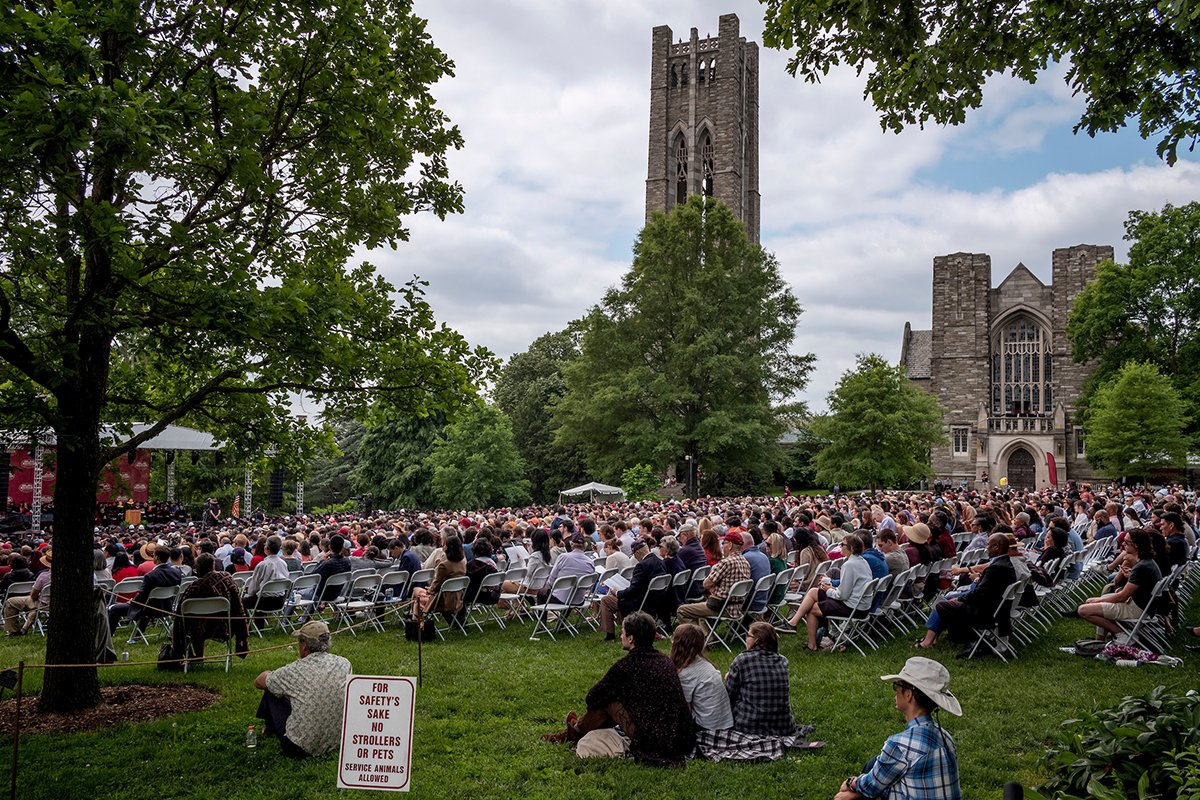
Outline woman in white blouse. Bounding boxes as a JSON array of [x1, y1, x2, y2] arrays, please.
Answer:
[[670, 623, 733, 731]]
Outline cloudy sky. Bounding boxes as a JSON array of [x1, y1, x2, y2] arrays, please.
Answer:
[[366, 0, 1200, 413]]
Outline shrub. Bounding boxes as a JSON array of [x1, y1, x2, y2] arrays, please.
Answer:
[[1033, 686, 1200, 799]]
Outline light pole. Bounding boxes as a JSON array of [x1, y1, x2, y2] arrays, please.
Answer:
[[684, 455, 694, 500]]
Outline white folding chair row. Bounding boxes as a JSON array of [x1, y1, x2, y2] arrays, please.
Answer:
[[824, 575, 887, 656], [702, 579, 754, 652]]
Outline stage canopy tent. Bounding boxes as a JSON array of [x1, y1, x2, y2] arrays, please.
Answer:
[[558, 481, 627, 502], [2, 423, 221, 451]]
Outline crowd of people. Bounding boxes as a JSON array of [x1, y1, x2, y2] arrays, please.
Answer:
[[0, 481, 1196, 793]]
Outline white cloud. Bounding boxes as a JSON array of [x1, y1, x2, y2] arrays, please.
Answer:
[[364, 1, 1200, 417]]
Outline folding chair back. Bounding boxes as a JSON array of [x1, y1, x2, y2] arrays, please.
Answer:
[[633, 573, 672, 616], [317, 571, 353, 603], [429, 576, 471, 639], [684, 565, 711, 601], [248, 578, 293, 636], [703, 579, 754, 652], [179, 596, 233, 672], [302, 561, 321, 574], [230, 572, 253, 593], [2, 581, 34, 605], [746, 572, 776, 614], [464, 571, 506, 632], [823, 576, 884, 656], [334, 574, 383, 635], [408, 568, 435, 590]]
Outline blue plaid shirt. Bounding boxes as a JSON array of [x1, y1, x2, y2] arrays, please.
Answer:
[[855, 715, 961, 800]]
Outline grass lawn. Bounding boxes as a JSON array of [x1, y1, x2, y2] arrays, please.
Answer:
[[1, 600, 1196, 800]]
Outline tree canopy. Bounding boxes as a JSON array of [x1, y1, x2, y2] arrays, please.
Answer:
[[351, 414, 445, 510], [0, 0, 490, 710], [554, 196, 813, 494], [811, 354, 946, 490], [427, 404, 530, 509], [759, 0, 1200, 163], [493, 327, 586, 502], [1084, 360, 1191, 479], [1067, 202, 1200, 437]]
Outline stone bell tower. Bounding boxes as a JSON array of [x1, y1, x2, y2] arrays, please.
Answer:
[[645, 13, 760, 243]]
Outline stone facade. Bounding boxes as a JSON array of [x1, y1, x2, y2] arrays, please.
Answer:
[[646, 13, 759, 243], [900, 245, 1112, 490]]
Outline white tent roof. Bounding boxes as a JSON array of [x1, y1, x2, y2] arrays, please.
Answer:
[[559, 481, 626, 499], [2, 423, 220, 451]]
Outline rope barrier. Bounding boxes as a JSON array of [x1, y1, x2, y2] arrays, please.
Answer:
[[1, 589, 415, 673]]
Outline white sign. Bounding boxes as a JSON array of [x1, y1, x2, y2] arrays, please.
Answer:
[[338, 675, 416, 792]]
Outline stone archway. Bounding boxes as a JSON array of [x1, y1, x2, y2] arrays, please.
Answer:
[[1007, 447, 1036, 489]]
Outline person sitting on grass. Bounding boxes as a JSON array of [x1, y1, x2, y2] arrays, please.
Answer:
[[693, 621, 822, 762], [835, 656, 962, 800], [541, 611, 695, 766], [670, 623, 733, 733], [254, 620, 351, 758]]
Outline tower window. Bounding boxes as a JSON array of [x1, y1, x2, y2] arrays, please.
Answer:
[[991, 316, 1052, 416], [699, 130, 714, 196], [698, 59, 706, 84], [709, 57, 717, 82], [674, 136, 688, 205], [952, 427, 969, 456], [670, 64, 678, 88]]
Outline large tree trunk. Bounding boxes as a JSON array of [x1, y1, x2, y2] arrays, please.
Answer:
[[40, 387, 106, 710]]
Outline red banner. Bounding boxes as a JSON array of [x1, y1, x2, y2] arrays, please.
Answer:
[[6, 447, 151, 506], [1045, 452, 1058, 487]]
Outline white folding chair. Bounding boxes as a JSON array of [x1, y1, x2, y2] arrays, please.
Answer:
[[529, 575, 579, 641], [463, 571, 505, 632], [179, 596, 232, 673], [333, 573, 383, 635], [823, 576, 884, 656], [426, 576, 470, 639], [128, 585, 180, 644], [246, 578, 292, 637], [702, 579, 754, 652]]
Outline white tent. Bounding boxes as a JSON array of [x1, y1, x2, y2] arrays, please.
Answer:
[[558, 481, 627, 502]]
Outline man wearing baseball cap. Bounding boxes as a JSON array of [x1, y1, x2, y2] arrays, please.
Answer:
[[254, 620, 351, 758], [675, 531, 751, 627], [835, 657, 962, 800]]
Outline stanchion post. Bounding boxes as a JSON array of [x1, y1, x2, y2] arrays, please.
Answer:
[[10, 661, 24, 800], [416, 607, 424, 688]]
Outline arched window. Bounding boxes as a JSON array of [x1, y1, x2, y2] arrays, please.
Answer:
[[698, 59, 706, 84], [992, 316, 1053, 416], [670, 64, 678, 88], [681, 62, 688, 87], [698, 129, 714, 196], [709, 57, 717, 81], [674, 133, 688, 205]]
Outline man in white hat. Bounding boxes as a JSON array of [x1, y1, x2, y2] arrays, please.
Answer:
[[835, 656, 962, 800]]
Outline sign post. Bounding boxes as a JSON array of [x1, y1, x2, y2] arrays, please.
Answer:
[[338, 675, 416, 792]]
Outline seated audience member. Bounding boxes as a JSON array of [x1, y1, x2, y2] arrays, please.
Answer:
[[671, 623, 733, 732], [1076, 528, 1162, 640], [3, 549, 51, 636], [914, 534, 1016, 654], [835, 657, 962, 800], [412, 535, 467, 617], [462, 536, 501, 609], [776, 532, 872, 651], [599, 537, 669, 640], [254, 620, 352, 758], [107, 544, 182, 634], [602, 537, 634, 570], [676, 532, 751, 627], [540, 532, 595, 605], [541, 612, 695, 766], [165, 553, 249, 664]]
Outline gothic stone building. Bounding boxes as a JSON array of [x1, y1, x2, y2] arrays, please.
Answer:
[[646, 13, 759, 243], [900, 245, 1111, 490]]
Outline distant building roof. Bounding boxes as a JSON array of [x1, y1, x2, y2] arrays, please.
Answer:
[[901, 324, 932, 380]]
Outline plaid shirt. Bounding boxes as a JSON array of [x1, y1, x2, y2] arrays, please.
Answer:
[[855, 715, 961, 800], [708, 552, 751, 615], [724, 647, 799, 737]]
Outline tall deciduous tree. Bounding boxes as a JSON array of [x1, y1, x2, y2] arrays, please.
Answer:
[[760, 0, 1200, 162], [351, 414, 444, 509], [1068, 202, 1200, 437], [493, 327, 586, 502], [0, 1, 491, 710], [426, 404, 530, 509], [555, 196, 813, 494], [811, 354, 946, 491], [1084, 361, 1191, 479]]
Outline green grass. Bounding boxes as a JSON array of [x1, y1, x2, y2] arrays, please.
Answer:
[[1, 601, 1197, 800]]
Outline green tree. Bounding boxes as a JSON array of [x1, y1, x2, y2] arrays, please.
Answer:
[[351, 414, 444, 509], [1085, 361, 1191, 479], [1068, 202, 1200, 437], [811, 354, 946, 491], [555, 196, 813, 493], [0, 1, 492, 710], [620, 464, 660, 502], [493, 327, 586, 502], [302, 417, 365, 511], [760, 0, 1200, 163], [426, 404, 530, 509]]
